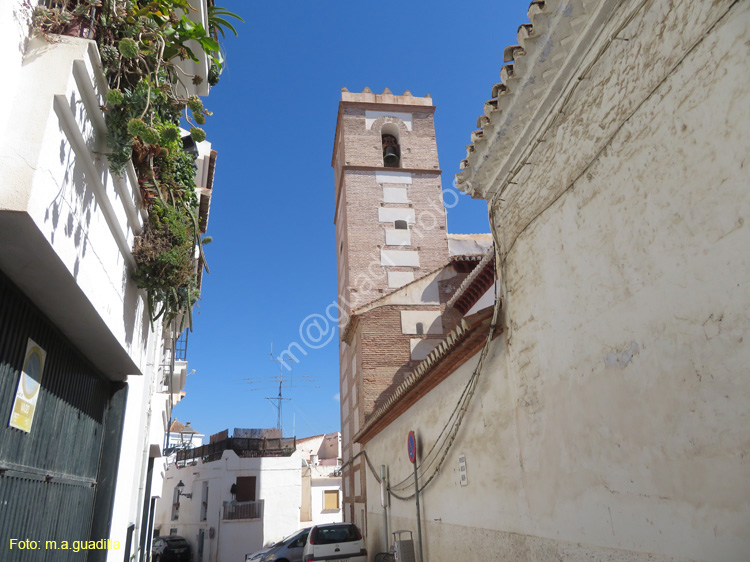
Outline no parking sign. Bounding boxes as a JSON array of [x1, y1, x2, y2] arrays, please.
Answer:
[[407, 430, 417, 463]]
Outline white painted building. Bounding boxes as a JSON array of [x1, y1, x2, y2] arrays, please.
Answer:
[[153, 433, 302, 562], [352, 2, 750, 562], [298, 433, 343, 525], [0, 2, 217, 561]]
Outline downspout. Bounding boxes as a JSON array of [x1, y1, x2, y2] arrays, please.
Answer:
[[380, 465, 388, 552], [136, 391, 154, 561]]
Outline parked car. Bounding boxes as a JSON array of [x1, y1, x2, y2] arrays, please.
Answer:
[[245, 548, 270, 562], [302, 523, 367, 562], [246, 527, 310, 562], [245, 547, 270, 562], [152, 535, 191, 562]]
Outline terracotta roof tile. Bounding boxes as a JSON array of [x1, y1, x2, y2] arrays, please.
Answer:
[[455, 0, 611, 200], [447, 247, 496, 313]]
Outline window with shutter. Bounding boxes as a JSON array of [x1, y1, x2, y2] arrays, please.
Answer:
[[235, 476, 256, 502]]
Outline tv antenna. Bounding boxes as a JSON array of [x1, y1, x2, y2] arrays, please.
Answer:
[[242, 343, 319, 433]]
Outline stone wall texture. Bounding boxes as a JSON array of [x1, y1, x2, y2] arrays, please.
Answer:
[[362, 1, 750, 561]]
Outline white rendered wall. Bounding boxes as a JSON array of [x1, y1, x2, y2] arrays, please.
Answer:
[[311, 479, 343, 526], [0, 33, 150, 379], [378, 208, 415, 224], [400, 311, 442, 335], [380, 250, 419, 267], [387, 272, 414, 288], [385, 229, 411, 246], [383, 187, 408, 204], [363, 2, 750, 561], [0, 0, 30, 138], [153, 450, 302, 562], [0, 11, 206, 558]]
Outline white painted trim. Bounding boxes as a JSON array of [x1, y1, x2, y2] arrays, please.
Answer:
[[383, 187, 408, 203], [381, 249, 419, 267], [375, 171, 412, 184], [378, 208, 415, 224], [385, 230, 411, 246], [365, 110, 413, 131]]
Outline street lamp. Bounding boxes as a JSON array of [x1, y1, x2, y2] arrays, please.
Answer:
[[176, 480, 192, 500], [179, 421, 198, 449]]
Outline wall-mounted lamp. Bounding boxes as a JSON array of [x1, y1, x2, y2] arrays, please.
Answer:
[[176, 480, 192, 500]]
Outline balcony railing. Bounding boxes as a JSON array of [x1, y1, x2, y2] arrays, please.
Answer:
[[175, 330, 189, 361], [223, 499, 264, 521], [176, 436, 297, 464]]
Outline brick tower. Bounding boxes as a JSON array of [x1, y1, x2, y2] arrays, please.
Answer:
[[332, 88, 451, 529]]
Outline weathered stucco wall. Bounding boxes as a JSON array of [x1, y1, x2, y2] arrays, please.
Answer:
[[364, 337, 517, 560], [363, 1, 750, 561]]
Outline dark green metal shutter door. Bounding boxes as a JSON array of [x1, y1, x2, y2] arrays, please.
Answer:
[[0, 270, 122, 561]]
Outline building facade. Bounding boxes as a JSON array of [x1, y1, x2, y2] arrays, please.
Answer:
[[154, 431, 344, 561], [332, 89, 493, 534], [0, 2, 217, 561], [347, 1, 750, 561], [298, 432, 343, 525]]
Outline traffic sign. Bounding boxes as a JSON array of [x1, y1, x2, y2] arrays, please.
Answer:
[[408, 431, 417, 463]]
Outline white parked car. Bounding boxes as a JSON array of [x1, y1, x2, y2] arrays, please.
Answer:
[[245, 549, 270, 562], [302, 523, 367, 562], [246, 528, 310, 562]]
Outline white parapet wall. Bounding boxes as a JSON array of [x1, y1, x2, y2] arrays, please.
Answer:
[[0, 33, 150, 380]]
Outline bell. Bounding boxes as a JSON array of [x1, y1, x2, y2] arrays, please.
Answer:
[[383, 145, 400, 167]]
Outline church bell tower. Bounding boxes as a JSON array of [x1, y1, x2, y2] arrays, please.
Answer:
[[332, 87, 450, 526]]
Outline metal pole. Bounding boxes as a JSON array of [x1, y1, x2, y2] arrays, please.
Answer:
[[413, 461, 423, 562], [380, 465, 389, 552]]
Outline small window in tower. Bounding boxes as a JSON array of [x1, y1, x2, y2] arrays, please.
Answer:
[[340, 241, 343, 254], [416, 322, 424, 335], [394, 220, 408, 230]]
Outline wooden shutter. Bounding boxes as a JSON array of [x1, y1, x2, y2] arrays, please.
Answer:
[[324, 490, 339, 510], [236, 476, 256, 502]]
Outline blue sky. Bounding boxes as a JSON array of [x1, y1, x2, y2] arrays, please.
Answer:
[[175, 1, 533, 440]]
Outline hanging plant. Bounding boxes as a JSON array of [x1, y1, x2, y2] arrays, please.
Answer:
[[30, 0, 242, 328]]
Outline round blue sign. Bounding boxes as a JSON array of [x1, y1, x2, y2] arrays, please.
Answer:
[[407, 431, 417, 464]]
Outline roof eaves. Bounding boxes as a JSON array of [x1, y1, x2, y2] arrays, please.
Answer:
[[447, 247, 496, 310], [455, 0, 612, 200]]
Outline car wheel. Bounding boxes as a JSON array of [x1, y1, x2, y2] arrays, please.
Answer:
[[152, 556, 160, 562]]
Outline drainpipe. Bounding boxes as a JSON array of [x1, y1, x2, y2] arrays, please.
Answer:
[[137, 388, 154, 561], [413, 460, 423, 562], [380, 465, 388, 551]]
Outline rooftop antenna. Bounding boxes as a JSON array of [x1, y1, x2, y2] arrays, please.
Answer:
[[268, 344, 293, 431], [242, 343, 318, 434]]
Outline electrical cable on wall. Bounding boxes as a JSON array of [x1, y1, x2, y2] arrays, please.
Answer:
[[346, 261, 503, 502]]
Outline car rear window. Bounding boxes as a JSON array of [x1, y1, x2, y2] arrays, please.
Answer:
[[311, 525, 360, 544], [165, 538, 189, 548]]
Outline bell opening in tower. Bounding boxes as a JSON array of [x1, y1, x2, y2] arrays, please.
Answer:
[[382, 133, 400, 168]]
